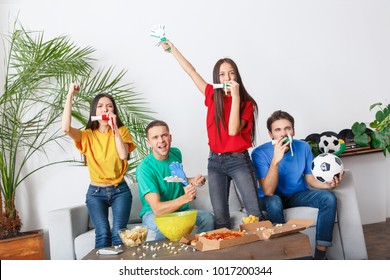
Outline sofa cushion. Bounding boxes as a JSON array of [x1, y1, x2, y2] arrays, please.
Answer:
[[74, 229, 95, 260], [284, 206, 319, 225]]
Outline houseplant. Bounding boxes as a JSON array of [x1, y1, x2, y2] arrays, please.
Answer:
[[0, 22, 154, 242], [351, 102, 390, 156]]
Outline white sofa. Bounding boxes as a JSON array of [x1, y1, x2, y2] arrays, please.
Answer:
[[48, 170, 367, 260]]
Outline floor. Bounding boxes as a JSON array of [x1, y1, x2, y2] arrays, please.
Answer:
[[362, 218, 390, 260]]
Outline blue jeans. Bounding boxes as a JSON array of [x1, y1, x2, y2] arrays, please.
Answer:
[[86, 181, 132, 248], [142, 209, 215, 241], [208, 151, 262, 229], [260, 190, 337, 247]]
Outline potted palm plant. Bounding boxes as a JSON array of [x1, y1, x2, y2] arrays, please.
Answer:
[[0, 22, 154, 258], [351, 102, 390, 156]]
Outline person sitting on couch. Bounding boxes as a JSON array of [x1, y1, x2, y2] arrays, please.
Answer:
[[251, 110, 343, 260], [136, 120, 215, 240]]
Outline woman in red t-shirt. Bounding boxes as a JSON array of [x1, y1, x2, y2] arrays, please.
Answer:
[[160, 41, 265, 229]]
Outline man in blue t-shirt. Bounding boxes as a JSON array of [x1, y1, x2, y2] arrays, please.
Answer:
[[251, 110, 343, 260], [136, 120, 215, 240]]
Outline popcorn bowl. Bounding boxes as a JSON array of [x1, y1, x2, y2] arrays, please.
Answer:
[[154, 210, 197, 241], [118, 225, 148, 247]]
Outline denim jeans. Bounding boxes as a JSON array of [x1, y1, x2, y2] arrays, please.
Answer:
[[86, 181, 132, 248], [207, 151, 262, 229], [260, 190, 337, 247], [142, 209, 215, 241]]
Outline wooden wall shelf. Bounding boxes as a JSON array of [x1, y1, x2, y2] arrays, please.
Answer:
[[339, 148, 384, 157]]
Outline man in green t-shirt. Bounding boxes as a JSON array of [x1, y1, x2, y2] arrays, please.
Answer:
[[136, 120, 215, 240]]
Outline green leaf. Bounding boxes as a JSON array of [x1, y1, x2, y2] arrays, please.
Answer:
[[369, 102, 382, 111], [383, 107, 389, 118], [375, 111, 385, 123], [351, 122, 367, 136], [370, 132, 383, 149], [354, 133, 370, 147]]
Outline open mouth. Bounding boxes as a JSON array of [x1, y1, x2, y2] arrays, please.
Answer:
[[158, 143, 168, 151]]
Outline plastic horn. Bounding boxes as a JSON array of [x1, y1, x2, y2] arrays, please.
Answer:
[[288, 134, 294, 156], [91, 115, 116, 136], [213, 83, 230, 89], [149, 24, 171, 52], [91, 115, 110, 121], [271, 137, 290, 145]]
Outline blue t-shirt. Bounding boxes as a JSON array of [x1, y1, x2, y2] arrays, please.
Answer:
[[135, 147, 189, 217], [251, 139, 314, 197]]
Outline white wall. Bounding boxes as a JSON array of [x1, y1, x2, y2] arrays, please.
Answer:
[[1, 0, 389, 258]]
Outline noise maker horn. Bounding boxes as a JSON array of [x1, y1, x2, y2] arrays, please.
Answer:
[[213, 83, 230, 89], [272, 134, 292, 144], [91, 115, 116, 136], [149, 24, 171, 52], [271, 134, 293, 156], [91, 115, 110, 121]]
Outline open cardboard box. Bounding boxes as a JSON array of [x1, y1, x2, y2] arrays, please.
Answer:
[[180, 228, 259, 252], [239, 219, 314, 240], [180, 219, 312, 252]]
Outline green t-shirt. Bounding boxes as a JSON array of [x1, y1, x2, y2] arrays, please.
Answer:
[[135, 147, 189, 218]]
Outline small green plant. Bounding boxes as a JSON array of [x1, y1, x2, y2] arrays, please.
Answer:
[[351, 102, 390, 156]]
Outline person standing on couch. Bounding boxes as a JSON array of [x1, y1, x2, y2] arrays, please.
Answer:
[[251, 110, 343, 260], [62, 83, 136, 248], [136, 120, 215, 240], [158, 41, 265, 229]]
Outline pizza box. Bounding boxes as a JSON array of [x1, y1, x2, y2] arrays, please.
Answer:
[[180, 228, 260, 252], [239, 219, 314, 240]]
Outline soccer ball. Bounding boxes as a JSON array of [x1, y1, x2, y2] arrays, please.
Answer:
[[311, 153, 344, 183], [318, 132, 341, 154]]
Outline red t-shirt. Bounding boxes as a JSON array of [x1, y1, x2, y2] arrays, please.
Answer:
[[204, 84, 254, 153]]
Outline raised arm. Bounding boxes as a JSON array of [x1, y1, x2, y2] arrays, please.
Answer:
[[62, 83, 82, 142], [162, 41, 208, 96]]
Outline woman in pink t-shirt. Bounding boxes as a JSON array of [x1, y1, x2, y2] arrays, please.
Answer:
[[160, 41, 265, 229]]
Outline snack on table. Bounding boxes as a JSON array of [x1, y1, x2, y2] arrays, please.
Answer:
[[202, 231, 245, 241], [118, 226, 148, 247], [242, 214, 259, 224]]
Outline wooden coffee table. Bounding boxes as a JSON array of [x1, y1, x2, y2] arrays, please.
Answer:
[[82, 232, 312, 260]]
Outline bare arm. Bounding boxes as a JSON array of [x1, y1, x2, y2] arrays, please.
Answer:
[[108, 113, 130, 160], [114, 134, 129, 161], [144, 183, 197, 215], [62, 83, 82, 142], [163, 41, 208, 96], [259, 139, 290, 196]]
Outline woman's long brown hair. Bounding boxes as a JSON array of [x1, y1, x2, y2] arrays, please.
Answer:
[[212, 58, 258, 146]]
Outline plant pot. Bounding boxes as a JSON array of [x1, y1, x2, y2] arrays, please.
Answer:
[[0, 230, 44, 260]]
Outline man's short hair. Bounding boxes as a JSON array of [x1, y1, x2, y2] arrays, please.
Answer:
[[145, 120, 170, 137], [266, 110, 295, 132]]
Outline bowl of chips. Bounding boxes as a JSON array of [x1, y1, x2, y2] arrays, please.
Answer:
[[154, 210, 197, 241], [242, 214, 259, 224], [118, 225, 148, 247]]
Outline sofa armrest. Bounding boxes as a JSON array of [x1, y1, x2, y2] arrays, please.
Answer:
[[334, 170, 368, 259], [48, 204, 89, 260]]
